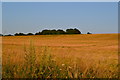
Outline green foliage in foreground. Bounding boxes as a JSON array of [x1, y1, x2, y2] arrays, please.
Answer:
[[2, 43, 118, 79]]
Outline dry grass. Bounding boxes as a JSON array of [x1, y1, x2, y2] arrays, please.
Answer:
[[2, 34, 119, 78]]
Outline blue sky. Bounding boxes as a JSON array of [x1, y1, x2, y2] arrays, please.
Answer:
[[2, 2, 118, 34], [0, 2, 2, 34]]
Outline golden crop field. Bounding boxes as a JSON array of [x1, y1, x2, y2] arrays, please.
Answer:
[[2, 34, 119, 78]]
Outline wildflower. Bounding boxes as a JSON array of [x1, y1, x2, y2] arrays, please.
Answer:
[[62, 64, 65, 66], [59, 69, 62, 71], [68, 66, 72, 69]]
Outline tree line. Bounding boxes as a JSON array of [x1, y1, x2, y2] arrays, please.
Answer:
[[1, 28, 92, 36]]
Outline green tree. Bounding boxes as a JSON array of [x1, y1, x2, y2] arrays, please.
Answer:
[[66, 28, 81, 34], [27, 33, 34, 35], [57, 29, 65, 34]]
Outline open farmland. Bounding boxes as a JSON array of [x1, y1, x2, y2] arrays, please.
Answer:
[[2, 34, 118, 78]]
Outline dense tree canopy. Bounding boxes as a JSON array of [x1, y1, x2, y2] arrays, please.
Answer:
[[66, 28, 81, 34], [0, 34, 3, 36], [57, 29, 66, 34], [2, 28, 90, 36], [87, 32, 92, 34], [38, 28, 81, 35], [27, 33, 34, 35], [14, 33, 26, 36]]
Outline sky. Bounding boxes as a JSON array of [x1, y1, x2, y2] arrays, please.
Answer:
[[1, 0, 120, 2], [0, 2, 2, 34], [2, 2, 118, 34]]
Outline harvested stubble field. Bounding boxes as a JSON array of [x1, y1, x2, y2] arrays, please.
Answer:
[[2, 34, 119, 78]]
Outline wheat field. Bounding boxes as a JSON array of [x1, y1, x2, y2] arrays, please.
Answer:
[[2, 34, 119, 78]]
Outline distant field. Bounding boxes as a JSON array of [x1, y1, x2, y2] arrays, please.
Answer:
[[2, 34, 118, 78]]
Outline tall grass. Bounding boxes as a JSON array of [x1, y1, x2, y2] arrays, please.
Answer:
[[2, 42, 119, 79]]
